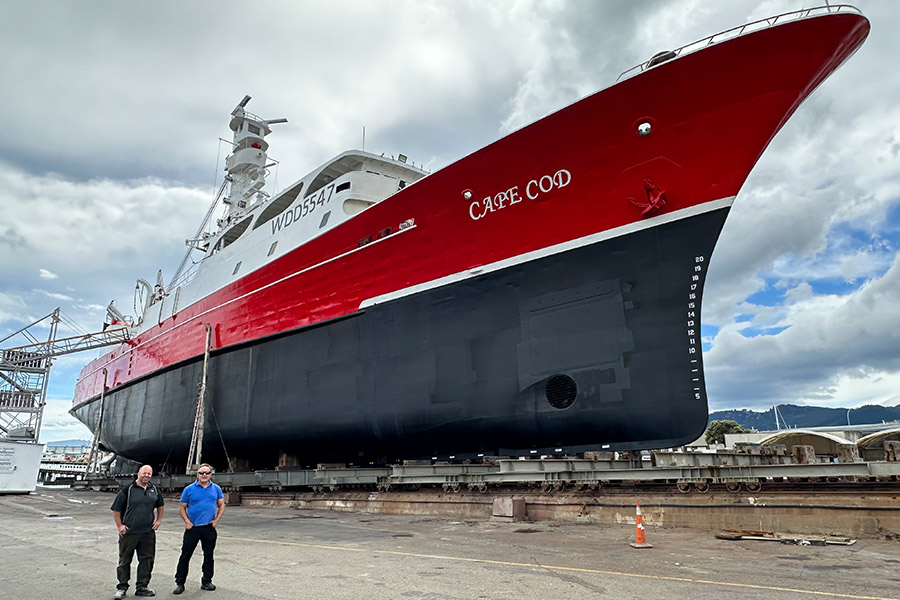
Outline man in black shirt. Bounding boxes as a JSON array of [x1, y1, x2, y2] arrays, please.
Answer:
[[110, 465, 165, 598]]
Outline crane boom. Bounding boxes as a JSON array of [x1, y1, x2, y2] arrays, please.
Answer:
[[1, 326, 129, 364]]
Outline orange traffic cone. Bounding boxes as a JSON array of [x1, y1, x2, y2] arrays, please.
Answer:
[[630, 503, 653, 548]]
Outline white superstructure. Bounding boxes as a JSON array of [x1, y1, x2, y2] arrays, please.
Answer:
[[119, 96, 428, 336]]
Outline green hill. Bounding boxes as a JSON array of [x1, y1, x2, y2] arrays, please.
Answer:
[[708, 404, 900, 431]]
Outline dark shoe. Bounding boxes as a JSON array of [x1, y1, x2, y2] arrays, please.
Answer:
[[200, 582, 216, 591], [172, 584, 185, 595], [135, 590, 155, 597], [115, 590, 127, 600]]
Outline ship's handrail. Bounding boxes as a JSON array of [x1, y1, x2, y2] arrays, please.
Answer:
[[233, 108, 267, 124], [168, 260, 201, 291], [616, 4, 863, 82]]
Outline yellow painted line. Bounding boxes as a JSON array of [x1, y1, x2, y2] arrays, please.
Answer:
[[158, 530, 897, 600]]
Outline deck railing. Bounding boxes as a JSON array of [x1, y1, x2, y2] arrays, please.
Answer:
[[616, 4, 863, 82]]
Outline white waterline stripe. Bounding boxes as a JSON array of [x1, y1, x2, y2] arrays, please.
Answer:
[[360, 196, 735, 309]]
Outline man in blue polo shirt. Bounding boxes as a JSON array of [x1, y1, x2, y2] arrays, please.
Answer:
[[172, 463, 225, 594]]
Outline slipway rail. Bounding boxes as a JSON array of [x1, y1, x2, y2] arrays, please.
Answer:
[[78, 454, 900, 496]]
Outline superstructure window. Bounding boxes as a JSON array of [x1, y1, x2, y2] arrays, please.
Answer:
[[336, 182, 351, 193], [232, 262, 242, 275], [248, 124, 260, 135], [253, 181, 304, 231], [221, 216, 253, 249], [267, 242, 278, 256]]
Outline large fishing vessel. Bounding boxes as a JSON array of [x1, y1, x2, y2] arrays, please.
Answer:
[[72, 6, 869, 469]]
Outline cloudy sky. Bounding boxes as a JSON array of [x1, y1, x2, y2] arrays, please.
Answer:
[[1, 1, 898, 443]]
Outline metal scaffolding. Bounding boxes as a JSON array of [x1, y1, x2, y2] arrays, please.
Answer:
[[0, 308, 130, 443]]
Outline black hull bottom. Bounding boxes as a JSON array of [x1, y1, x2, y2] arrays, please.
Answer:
[[73, 208, 729, 468]]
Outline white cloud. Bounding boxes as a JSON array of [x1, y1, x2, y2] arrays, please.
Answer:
[[75, 304, 106, 312], [0, 161, 211, 320], [35, 289, 74, 302], [38, 396, 92, 444], [801, 370, 900, 410], [0, 292, 28, 328], [706, 253, 900, 409], [39, 269, 58, 280]]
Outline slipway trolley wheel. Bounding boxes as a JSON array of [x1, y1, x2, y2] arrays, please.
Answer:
[[744, 480, 762, 492]]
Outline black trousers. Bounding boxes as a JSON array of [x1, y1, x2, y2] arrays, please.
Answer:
[[117, 531, 156, 590], [175, 524, 217, 585]]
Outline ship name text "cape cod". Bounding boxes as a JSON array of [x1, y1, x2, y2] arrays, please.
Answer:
[[469, 169, 571, 221]]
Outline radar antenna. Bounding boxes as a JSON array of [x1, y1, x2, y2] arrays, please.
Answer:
[[232, 94, 252, 115]]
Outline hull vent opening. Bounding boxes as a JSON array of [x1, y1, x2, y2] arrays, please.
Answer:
[[545, 375, 577, 409]]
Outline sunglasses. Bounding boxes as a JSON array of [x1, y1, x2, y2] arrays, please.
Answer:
[[197, 471, 212, 475]]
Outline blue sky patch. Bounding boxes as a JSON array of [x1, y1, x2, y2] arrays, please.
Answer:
[[807, 278, 860, 296], [738, 325, 791, 338], [744, 280, 785, 307]]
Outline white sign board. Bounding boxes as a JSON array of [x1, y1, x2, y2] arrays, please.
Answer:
[[0, 440, 43, 493]]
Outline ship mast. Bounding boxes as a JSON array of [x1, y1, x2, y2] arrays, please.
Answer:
[[168, 96, 287, 291], [220, 95, 287, 227]]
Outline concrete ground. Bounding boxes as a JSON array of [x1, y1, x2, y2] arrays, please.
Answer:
[[1, 486, 899, 600]]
